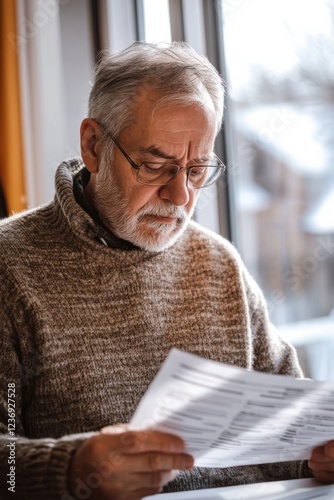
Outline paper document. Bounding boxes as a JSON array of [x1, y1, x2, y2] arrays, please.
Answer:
[[131, 349, 334, 467], [145, 478, 334, 500]]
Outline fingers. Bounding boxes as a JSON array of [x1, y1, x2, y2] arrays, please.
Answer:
[[101, 428, 186, 455], [69, 430, 194, 500], [94, 434, 193, 474], [113, 450, 193, 473], [310, 442, 334, 463], [76, 430, 193, 474], [311, 469, 334, 484], [112, 469, 179, 489], [308, 441, 334, 484]]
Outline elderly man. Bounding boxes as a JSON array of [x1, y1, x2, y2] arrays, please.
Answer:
[[0, 41, 333, 500]]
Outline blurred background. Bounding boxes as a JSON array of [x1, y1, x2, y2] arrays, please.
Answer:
[[1, 0, 333, 379]]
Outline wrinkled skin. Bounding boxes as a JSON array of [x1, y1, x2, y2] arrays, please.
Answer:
[[308, 440, 334, 484], [69, 426, 194, 500]]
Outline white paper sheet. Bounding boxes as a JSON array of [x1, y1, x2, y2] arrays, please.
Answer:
[[130, 349, 334, 467], [144, 479, 334, 500]]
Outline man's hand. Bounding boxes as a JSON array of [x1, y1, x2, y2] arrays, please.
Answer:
[[308, 440, 334, 484], [69, 425, 194, 499]]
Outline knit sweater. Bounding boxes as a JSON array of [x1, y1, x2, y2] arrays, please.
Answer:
[[0, 159, 312, 499]]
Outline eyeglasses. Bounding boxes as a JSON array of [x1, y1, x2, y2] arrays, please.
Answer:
[[96, 120, 226, 189]]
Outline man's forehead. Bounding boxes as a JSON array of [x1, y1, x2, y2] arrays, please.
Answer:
[[132, 83, 215, 120], [118, 85, 217, 156]]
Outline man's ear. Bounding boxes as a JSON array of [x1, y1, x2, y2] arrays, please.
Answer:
[[80, 118, 102, 173]]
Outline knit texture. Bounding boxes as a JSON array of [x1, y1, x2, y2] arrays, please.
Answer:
[[0, 159, 312, 499]]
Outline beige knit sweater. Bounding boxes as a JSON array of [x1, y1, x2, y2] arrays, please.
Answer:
[[0, 159, 311, 499]]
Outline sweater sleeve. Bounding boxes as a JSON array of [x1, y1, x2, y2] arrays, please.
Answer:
[[0, 433, 94, 500], [0, 293, 96, 500]]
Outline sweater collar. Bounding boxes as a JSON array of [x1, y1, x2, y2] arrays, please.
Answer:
[[72, 166, 137, 250]]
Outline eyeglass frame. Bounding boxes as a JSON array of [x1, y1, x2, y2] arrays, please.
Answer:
[[94, 119, 226, 189]]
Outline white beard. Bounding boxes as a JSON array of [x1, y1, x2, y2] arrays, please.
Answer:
[[91, 151, 196, 252]]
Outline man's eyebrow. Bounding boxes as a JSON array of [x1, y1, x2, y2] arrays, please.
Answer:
[[137, 146, 177, 160], [137, 145, 213, 163]]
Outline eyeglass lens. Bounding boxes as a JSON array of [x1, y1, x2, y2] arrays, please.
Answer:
[[137, 164, 222, 188]]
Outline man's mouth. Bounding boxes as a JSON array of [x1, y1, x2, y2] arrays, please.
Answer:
[[151, 215, 178, 224], [139, 213, 181, 225]]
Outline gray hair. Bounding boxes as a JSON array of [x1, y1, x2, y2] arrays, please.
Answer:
[[88, 41, 225, 138]]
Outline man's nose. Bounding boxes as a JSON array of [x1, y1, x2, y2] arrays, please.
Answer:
[[158, 169, 190, 206]]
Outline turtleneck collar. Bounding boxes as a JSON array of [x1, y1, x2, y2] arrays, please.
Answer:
[[72, 163, 137, 250]]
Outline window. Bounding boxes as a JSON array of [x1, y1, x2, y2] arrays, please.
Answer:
[[142, 0, 172, 42], [221, 0, 334, 378]]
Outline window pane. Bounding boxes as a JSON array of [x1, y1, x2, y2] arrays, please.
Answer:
[[142, 0, 172, 43], [221, 0, 334, 378]]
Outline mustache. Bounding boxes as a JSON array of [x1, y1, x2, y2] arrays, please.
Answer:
[[137, 203, 188, 221]]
